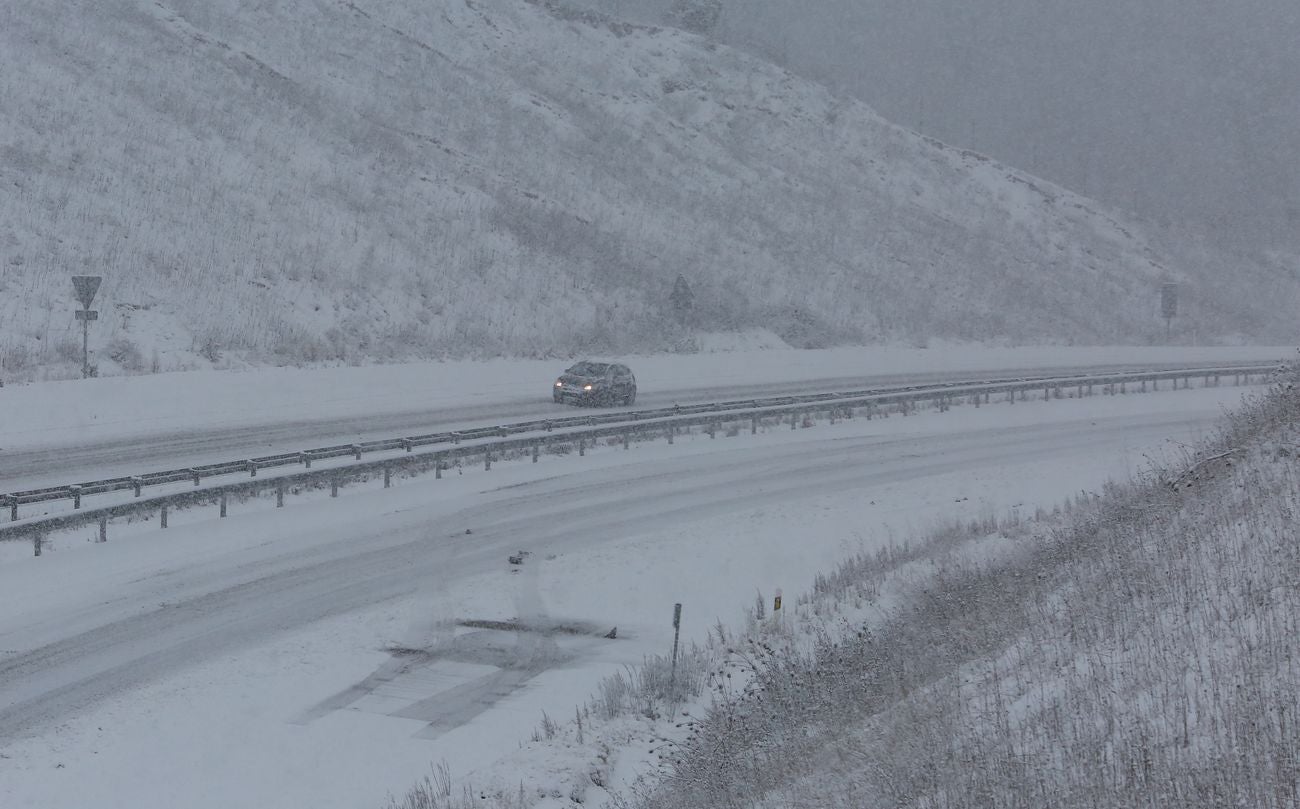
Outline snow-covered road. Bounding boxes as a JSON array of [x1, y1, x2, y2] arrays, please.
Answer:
[[0, 376, 1261, 808], [0, 344, 1285, 493]]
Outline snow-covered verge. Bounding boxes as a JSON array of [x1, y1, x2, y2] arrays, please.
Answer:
[[606, 365, 1300, 807]]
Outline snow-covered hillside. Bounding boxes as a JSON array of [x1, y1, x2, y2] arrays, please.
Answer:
[[0, 0, 1290, 379]]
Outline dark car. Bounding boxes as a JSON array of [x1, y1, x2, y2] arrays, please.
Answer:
[[553, 361, 637, 406]]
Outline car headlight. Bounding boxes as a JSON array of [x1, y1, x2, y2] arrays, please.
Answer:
[[583, 384, 593, 391], [555, 381, 563, 387]]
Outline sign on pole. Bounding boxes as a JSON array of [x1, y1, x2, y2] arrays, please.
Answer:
[[1161, 283, 1178, 342], [72, 275, 103, 379], [72, 275, 102, 310], [1161, 283, 1178, 319]]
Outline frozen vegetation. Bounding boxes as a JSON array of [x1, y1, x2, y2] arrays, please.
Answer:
[[381, 364, 1300, 807], [3, 0, 1297, 381]]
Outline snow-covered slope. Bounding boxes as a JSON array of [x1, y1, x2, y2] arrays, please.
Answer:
[[0, 0, 1286, 378]]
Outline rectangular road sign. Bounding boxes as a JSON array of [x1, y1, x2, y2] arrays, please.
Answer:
[[74, 309, 99, 321], [72, 275, 102, 309]]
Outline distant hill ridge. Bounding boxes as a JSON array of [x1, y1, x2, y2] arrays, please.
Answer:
[[0, 0, 1291, 378]]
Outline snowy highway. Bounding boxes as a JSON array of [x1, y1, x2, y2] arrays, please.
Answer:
[[0, 358, 1267, 807]]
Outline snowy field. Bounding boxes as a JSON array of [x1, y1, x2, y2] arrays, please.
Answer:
[[0, 345, 1278, 808]]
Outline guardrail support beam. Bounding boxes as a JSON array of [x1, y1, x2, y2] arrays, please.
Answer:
[[532, 443, 540, 463], [384, 467, 392, 488], [99, 517, 107, 542], [161, 506, 168, 529], [277, 482, 285, 507], [220, 494, 228, 517], [70, 486, 82, 509], [132, 477, 143, 497]]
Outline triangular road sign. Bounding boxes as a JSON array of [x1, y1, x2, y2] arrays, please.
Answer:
[[71, 275, 102, 309]]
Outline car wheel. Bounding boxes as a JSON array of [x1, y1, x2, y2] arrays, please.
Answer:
[[624, 388, 636, 406]]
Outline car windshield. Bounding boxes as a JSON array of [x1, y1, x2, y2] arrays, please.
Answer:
[[566, 362, 609, 376]]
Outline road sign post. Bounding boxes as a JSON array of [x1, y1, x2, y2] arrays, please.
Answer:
[[71, 276, 103, 378], [669, 602, 683, 694], [1161, 283, 1178, 343]]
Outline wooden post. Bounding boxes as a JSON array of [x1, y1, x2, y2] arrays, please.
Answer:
[[485, 451, 492, 470], [160, 506, 168, 529], [352, 445, 362, 461], [99, 516, 108, 541], [71, 486, 82, 509], [578, 438, 585, 457], [751, 415, 758, 434], [384, 467, 392, 488], [331, 479, 339, 497], [532, 443, 540, 463], [623, 433, 630, 450], [277, 482, 285, 508], [220, 494, 228, 516], [192, 469, 201, 486], [132, 477, 143, 497], [248, 460, 257, 477]]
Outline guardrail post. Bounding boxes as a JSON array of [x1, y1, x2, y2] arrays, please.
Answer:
[[70, 485, 82, 509], [623, 433, 630, 450], [532, 443, 540, 463], [331, 478, 340, 497], [248, 460, 257, 477], [791, 411, 798, 429], [436, 459, 443, 479], [751, 415, 759, 434], [160, 506, 168, 529], [383, 467, 392, 488], [33, 532, 42, 556], [578, 438, 585, 457], [708, 422, 716, 438], [667, 425, 674, 445], [99, 517, 108, 542], [485, 450, 492, 470], [545, 421, 553, 433], [132, 477, 143, 497], [277, 482, 285, 507], [452, 432, 462, 445], [1140, 380, 1147, 392], [352, 444, 362, 461], [191, 469, 201, 486], [220, 494, 228, 517], [300, 452, 312, 469], [1120, 381, 1126, 394]]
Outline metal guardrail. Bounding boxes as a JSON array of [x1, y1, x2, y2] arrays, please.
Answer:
[[0, 363, 1280, 550]]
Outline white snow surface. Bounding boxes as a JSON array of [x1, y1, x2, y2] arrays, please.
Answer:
[[0, 345, 1287, 808]]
